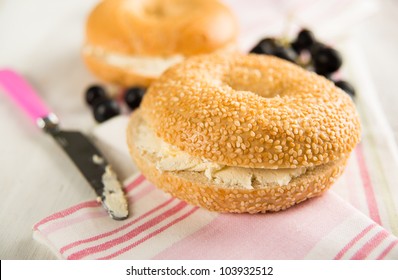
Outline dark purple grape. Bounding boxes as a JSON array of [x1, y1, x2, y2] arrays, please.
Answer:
[[292, 29, 316, 53], [85, 85, 107, 106], [334, 80, 356, 97], [93, 99, 120, 123], [309, 42, 326, 56], [272, 47, 296, 63], [250, 38, 296, 63], [313, 46, 342, 75], [249, 38, 278, 55], [124, 87, 146, 110]]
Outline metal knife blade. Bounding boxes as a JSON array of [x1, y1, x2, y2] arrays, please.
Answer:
[[0, 69, 129, 220], [52, 130, 129, 220]]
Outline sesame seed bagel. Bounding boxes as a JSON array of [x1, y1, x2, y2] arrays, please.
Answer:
[[83, 0, 238, 87], [127, 110, 348, 213], [140, 53, 361, 169], [127, 52, 361, 213]]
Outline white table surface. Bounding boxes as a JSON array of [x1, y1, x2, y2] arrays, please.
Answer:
[[1, 0, 397, 259]]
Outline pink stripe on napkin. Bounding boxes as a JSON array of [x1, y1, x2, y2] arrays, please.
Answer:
[[59, 197, 175, 254], [33, 200, 99, 231], [377, 240, 398, 260], [67, 201, 188, 260], [98, 207, 199, 260], [351, 230, 389, 260], [334, 224, 376, 260], [356, 144, 382, 224]]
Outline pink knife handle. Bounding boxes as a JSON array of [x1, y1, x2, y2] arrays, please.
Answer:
[[0, 69, 51, 123]]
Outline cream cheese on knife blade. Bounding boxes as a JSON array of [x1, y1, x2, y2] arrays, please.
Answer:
[[93, 154, 128, 220]]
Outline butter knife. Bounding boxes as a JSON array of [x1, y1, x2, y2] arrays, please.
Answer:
[[0, 69, 129, 220]]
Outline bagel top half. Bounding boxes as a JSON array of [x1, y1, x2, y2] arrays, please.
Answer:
[[138, 53, 361, 170], [83, 0, 238, 86]]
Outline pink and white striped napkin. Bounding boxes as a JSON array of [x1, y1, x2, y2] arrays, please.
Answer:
[[33, 0, 398, 260], [32, 172, 398, 260]]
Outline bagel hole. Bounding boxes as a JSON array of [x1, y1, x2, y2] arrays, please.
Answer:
[[142, 0, 199, 18], [144, 5, 165, 17], [223, 67, 282, 98]]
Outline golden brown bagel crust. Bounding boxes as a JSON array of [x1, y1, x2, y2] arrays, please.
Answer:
[[85, 0, 238, 56], [127, 110, 348, 213], [141, 53, 361, 169]]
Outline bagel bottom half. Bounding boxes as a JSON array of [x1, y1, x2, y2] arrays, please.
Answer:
[[127, 110, 348, 213]]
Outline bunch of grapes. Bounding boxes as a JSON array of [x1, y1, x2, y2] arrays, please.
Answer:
[[250, 29, 355, 98], [85, 85, 146, 123]]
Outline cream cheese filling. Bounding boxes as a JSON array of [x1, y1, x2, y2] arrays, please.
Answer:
[[84, 45, 184, 77], [101, 165, 129, 219], [135, 122, 307, 190]]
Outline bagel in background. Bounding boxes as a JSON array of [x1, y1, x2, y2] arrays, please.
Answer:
[[126, 53, 361, 213], [83, 0, 238, 87]]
